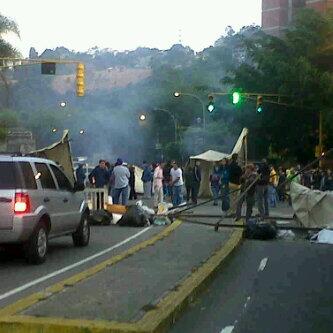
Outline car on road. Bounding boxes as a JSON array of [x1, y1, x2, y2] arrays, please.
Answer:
[[0, 155, 90, 264]]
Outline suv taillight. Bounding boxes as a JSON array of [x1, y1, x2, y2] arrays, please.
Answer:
[[14, 192, 31, 214]]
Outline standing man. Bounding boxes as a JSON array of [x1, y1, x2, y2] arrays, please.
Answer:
[[89, 160, 109, 209], [76, 164, 86, 187], [243, 164, 258, 222], [153, 162, 164, 207], [89, 160, 109, 188], [112, 158, 130, 205], [228, 153, 242, 216], [170, 161, 184, 207], [129, 165, 137, 200], [141, 161, 153, 199], [257, 158, 270, 219]]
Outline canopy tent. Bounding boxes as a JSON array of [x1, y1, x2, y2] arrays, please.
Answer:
[[291, 182, 333, 228], [190, 128, 248, 197]]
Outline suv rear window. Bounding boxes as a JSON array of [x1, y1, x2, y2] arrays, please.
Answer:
[[0, 162, 19, 189], [35, 163, 56, 189], [18, 162, 37, 189]]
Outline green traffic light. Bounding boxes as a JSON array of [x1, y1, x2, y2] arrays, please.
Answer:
[[232, 92, 241, 104], [207, 103, 215, 113]]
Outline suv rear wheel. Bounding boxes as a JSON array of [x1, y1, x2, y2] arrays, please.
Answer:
[[25, 222, 48, 264], [72, 213, 90, 247]]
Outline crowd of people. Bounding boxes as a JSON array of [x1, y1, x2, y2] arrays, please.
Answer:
[[76, 156, 333, 220]]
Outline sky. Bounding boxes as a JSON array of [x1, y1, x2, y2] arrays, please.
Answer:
[[2, 0, 262, 57]]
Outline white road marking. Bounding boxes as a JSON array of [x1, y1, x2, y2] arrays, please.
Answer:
[[258, 257, 268, 272], [0, 227, 151, 301], [220, 326, 234, 333]]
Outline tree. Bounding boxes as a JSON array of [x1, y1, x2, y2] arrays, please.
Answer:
[[0, 13, 20, 108], [225, 9, 333, 163]]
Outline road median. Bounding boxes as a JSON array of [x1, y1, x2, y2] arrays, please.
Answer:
[[0, 220, 243, 333]]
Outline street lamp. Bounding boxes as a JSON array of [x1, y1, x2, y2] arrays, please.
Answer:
[[51, 127, 58, 133], [153, 108, 178, 143], [59, 101, 67, 108], [79, 129, 85, 134], [139, 114, 146, 121], [173, 91, 206, 146]]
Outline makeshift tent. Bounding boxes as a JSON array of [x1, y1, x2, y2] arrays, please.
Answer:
[[30, 130, 75, 185], [290, 182, 333, 228], [190, 128, 248, 197]]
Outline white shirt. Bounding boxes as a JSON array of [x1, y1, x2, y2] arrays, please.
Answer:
[[170, 167, 183, 186]]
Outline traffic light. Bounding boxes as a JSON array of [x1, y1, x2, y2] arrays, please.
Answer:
[[76, 63, 85, 97], [41, 62, 56, 75], [232, 92, 241, 105], [207, 95, 215, 113], [256, 95, 263, 113]]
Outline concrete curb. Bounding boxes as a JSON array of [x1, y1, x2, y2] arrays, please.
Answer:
[[139, 221, 244, 333], [0, 220, 243, 333]]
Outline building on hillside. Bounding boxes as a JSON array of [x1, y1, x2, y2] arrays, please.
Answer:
[[262, 0, 333, 36], [6, 129, 36, 154]]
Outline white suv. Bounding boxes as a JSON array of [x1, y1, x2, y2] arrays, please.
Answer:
[[0, 155, 90, 264]]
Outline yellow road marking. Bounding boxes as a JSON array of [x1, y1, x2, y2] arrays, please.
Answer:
[[0, 220, 243, 333]]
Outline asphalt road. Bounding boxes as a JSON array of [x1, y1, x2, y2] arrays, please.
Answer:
[[0, 224, 162, 308], [170, 238, 333, 333]]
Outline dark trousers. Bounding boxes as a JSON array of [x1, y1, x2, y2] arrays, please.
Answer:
[[256, 185, 269, 219], [186, 183, 199, 204], [129, 185, 137, 200], [246, 195, 255, 221]]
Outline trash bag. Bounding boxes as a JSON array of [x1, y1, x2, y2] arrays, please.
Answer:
[[245, 218, 277, 240], [88, 210, 112, 225], [118, 205, 150, 227]]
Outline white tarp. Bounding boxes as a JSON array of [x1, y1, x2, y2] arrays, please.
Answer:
[[190, 150, 229, 162], [134, 165, 143, 194], [190, 128, 248, 197], [290, 182, 333, 228]]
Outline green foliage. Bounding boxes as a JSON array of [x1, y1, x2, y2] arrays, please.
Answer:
[[225, 8, 333, 163], [0, 109, 17, 141]]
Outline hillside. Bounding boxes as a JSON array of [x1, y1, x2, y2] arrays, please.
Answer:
[[51, 67, 152, 94]]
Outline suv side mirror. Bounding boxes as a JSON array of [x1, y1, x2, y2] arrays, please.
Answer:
[[73, 182, 85, 192]]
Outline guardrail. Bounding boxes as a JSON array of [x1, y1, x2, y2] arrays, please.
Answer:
[[83, 187, 108, 211]]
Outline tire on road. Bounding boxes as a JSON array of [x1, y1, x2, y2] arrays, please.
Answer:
[[25, 221, 48, 264], [72, 212, 90, 247]]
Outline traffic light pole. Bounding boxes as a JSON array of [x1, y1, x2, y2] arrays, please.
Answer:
[[0, 58, 85, 97]]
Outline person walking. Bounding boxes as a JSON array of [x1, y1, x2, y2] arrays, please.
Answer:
[[185, 161, 201, 204], [75, 164, 86, 187], [210, 162, 221, 206], [129, 165, 137, 200], [256, 158, 270, 219], [321, 169, 333, 191], [141, 161, 153, 199], [220, 158, 230, 214], [153, 162, 164, 207], [277, 167, 286, 202], [170, 161, 184, 206], [228, 153, 242, 215], [268, 165, 278, 207], [243, 164, 258, 222], [112, 158, 130, 205]]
